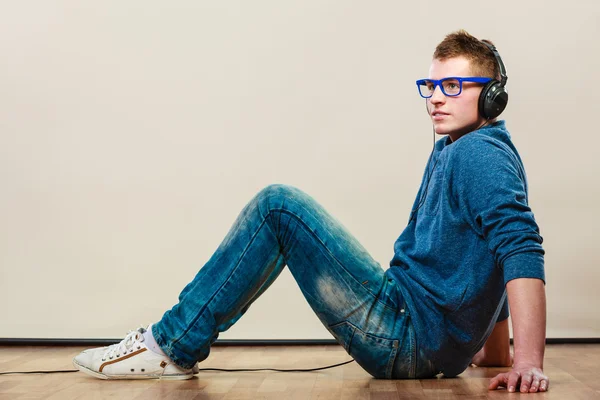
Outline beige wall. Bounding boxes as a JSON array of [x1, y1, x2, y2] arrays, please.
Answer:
[[1, 1, 598, 339]]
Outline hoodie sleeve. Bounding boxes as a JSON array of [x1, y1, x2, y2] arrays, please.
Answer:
[[448, 137, 545, 286]]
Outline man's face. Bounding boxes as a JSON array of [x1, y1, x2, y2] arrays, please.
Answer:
[[426, 56, 487, 143]]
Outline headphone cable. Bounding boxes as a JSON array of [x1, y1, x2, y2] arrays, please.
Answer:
[[0, 359, 356, 375], [408, 125, 438, 223]]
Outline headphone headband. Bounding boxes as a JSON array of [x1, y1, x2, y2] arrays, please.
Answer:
[[481, 41, 508, 87], [477, 40, 509, 120]]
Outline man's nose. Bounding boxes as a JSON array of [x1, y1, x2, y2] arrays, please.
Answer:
[[430, 85, 446, 104]]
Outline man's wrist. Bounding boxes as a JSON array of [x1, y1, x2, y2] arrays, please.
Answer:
[[513, 356, 543, 369], [514, 348, 544, 368]]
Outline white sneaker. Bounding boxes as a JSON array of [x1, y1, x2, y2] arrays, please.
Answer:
[[73, 326, 194, 380]]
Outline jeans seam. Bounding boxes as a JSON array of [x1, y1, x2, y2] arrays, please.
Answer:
[[386, 342, 399, 379], [170, 215, 272, 347], [409, 323, 416, 378], [268, 207, 398, 313]]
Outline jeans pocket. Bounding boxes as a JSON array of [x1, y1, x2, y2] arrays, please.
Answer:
[[328, 320, 399, 379], [378, 278, 400, 311]]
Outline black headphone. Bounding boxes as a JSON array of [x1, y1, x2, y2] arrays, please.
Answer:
[[478, 41, 509, 120]]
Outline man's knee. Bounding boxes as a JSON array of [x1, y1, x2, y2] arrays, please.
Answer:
[[258, 183, 304, 207]]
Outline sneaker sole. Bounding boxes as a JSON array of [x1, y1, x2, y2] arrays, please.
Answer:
[[72, 359, 194, 380]]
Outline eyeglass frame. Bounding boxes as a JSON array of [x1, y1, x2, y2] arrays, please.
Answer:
[[416, 76, 492, 98]]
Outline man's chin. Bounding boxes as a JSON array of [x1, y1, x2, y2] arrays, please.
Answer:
[[432, 124, 451, 135]]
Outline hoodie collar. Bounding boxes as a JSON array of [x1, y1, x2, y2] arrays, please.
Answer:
[[442, 120, 509, 148]]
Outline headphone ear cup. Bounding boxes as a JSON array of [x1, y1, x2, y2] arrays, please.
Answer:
[[478, 80, 509, 119]]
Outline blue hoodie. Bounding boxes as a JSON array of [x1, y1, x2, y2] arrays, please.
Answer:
[[385, 120, 545, 377]]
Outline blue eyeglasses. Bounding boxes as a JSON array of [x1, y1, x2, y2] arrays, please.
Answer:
[[416, 76, 492, 98]]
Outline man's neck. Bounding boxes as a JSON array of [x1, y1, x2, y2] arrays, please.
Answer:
[[448, 118, 496, 143]]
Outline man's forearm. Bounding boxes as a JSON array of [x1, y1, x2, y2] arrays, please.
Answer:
[[506, 278, 546, 368]]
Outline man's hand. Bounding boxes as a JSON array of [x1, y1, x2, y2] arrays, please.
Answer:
[[488, 363, 549, 393]]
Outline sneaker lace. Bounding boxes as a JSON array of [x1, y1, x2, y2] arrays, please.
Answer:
[[101, 325, 147, 362]]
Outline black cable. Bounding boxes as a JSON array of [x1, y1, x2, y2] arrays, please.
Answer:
[[0, 359, 355, 375], [195, 359, 355, 372], [0, 369, 79, 375], [407, 126, 438, 224]]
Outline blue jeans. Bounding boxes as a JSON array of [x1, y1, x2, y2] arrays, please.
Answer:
[[153, 184, 439, 379]]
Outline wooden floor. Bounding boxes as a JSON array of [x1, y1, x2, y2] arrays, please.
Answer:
[[1, 343, 599, 399]]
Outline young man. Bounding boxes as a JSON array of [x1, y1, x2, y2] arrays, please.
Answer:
[[389, 29, 549, 393], [74, 30, 549, 393]]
